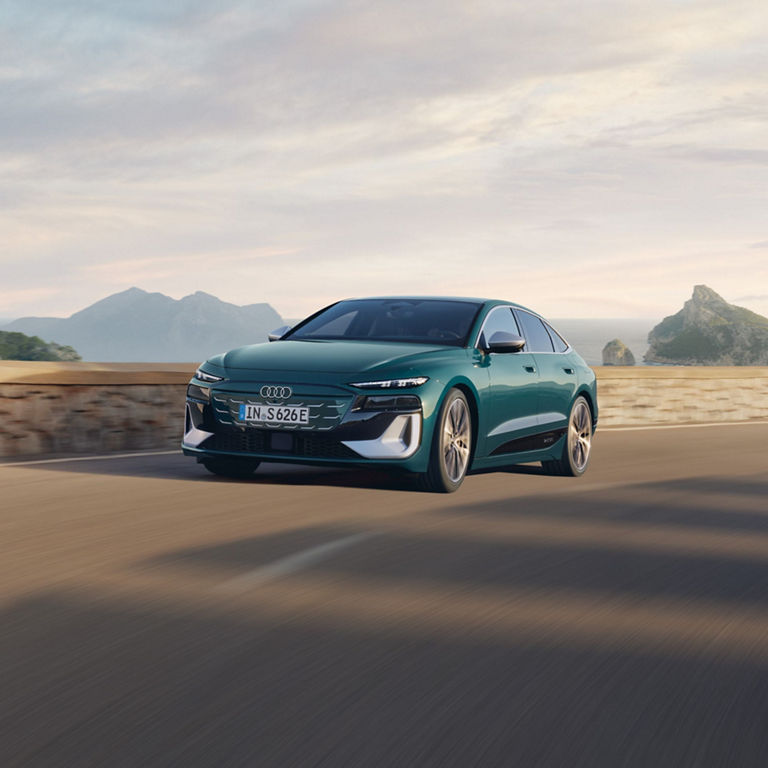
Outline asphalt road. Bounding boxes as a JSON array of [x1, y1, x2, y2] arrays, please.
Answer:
[[2, 424, 768, 767]]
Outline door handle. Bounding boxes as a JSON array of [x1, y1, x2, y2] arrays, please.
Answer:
[[563, 367, 574, 375], [524, 365, 536, 373]]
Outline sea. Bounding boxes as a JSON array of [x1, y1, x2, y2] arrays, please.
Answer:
[[550, 319, 656, 366]]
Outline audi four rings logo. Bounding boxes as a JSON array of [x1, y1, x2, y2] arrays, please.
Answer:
[[260, 385, 292, 399]]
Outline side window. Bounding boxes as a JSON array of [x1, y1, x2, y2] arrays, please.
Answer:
[[479, 307, 520, 347], [544, 322, 569, 353], [515, 311, 554, 352]]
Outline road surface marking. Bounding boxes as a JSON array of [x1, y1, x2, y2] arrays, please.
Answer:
[[601, 421, 768, 432], [0, 450, 180, 467], [215, 532, 376, 593]]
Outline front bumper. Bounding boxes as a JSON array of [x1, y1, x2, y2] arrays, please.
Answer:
[[182, 387, 424, 467]]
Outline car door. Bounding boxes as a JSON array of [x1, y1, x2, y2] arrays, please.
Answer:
[[514, 310, 577, 433], [478, 306, 541, 457]]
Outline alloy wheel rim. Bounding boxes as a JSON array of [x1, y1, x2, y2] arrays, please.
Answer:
[[443, 398, 471, 482], [568, 400, 592, 471]]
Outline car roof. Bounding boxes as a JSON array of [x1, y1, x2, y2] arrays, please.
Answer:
[[340, 296, 537, 314]]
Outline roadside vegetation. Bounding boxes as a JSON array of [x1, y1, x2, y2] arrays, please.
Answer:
[[0, 330, 81, 361]]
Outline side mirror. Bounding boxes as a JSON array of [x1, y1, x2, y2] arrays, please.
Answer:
[[268, 325, 291, 342], [485, 331, 526, 353]]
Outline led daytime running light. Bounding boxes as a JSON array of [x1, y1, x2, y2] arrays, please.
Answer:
[[350, 376, 429, 389], [195, 368, 224, 383]]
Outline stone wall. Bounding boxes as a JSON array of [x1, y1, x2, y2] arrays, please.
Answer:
[[0, 363, 191, 457], [595, 366, 768, 427], [1, 362, 767, 457], [0, 383, 188, 456]]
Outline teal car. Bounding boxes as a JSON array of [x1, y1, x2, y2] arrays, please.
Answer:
[[182, 297, 597, 492]]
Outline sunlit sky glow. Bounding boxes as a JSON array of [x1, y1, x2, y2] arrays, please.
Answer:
[[2, 0, 767, 320]]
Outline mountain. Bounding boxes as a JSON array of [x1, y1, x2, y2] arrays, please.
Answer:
[[2, 288, 284, 362], [645, 285, 768, 365], [0, 330, 81, 361]]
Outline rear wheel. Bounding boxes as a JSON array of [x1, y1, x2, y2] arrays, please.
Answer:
[[542, 396, 592, 477], [202, 458, 261, 478], [420, 388, 472, 493]]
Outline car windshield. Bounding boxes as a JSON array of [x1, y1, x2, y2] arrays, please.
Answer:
[[286, 299, 483, 346]]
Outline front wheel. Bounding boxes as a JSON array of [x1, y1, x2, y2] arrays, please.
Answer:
[[542, 396, 593, 477], [202, 458, 261, 478], [419, 388, 473, 493]]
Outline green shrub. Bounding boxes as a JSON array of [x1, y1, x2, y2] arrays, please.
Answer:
[[0, 331, 81, 361]]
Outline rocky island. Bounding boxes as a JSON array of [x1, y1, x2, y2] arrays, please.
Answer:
[[602, 339, 635, 366], [645, 285, 768, 365]]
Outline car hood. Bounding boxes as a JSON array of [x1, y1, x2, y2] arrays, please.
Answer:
[[217, 339, 456, 374]]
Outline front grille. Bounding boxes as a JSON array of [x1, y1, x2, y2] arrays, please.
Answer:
[[211, 392, 351, 431], [211, 429, 359, 460]]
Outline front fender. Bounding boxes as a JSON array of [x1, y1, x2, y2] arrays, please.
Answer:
[[416, 362, 490, 471]]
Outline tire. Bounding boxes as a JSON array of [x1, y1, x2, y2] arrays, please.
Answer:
[[542, 395, 593, 477], [202, 458, 261, 478], [419, 388, 473, 493]]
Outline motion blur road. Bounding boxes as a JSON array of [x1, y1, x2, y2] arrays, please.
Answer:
[[2, 424, 768, 767]]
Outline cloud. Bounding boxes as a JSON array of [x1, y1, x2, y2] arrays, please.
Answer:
[[1, 0, 767, 318], [79, 247, 298, 285], [0, 287, 63, 316], [667, 147, 768, 165]]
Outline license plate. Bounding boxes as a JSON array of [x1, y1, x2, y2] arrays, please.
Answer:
[[239, 403, 310, 425]]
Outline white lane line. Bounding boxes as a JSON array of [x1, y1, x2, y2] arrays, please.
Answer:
[[600, 421, 768, 432], [215, 532, 376, 593], [0, 450, 180, 467]]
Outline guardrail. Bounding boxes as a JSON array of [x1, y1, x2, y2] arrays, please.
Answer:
[[1, 362, 767, 457]]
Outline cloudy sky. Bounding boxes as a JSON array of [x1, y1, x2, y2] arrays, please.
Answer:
[[2, 0, 767, 321]]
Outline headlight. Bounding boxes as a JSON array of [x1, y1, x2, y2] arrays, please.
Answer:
[[195, 367, 224, 383], [350, 376, 429, 389]]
